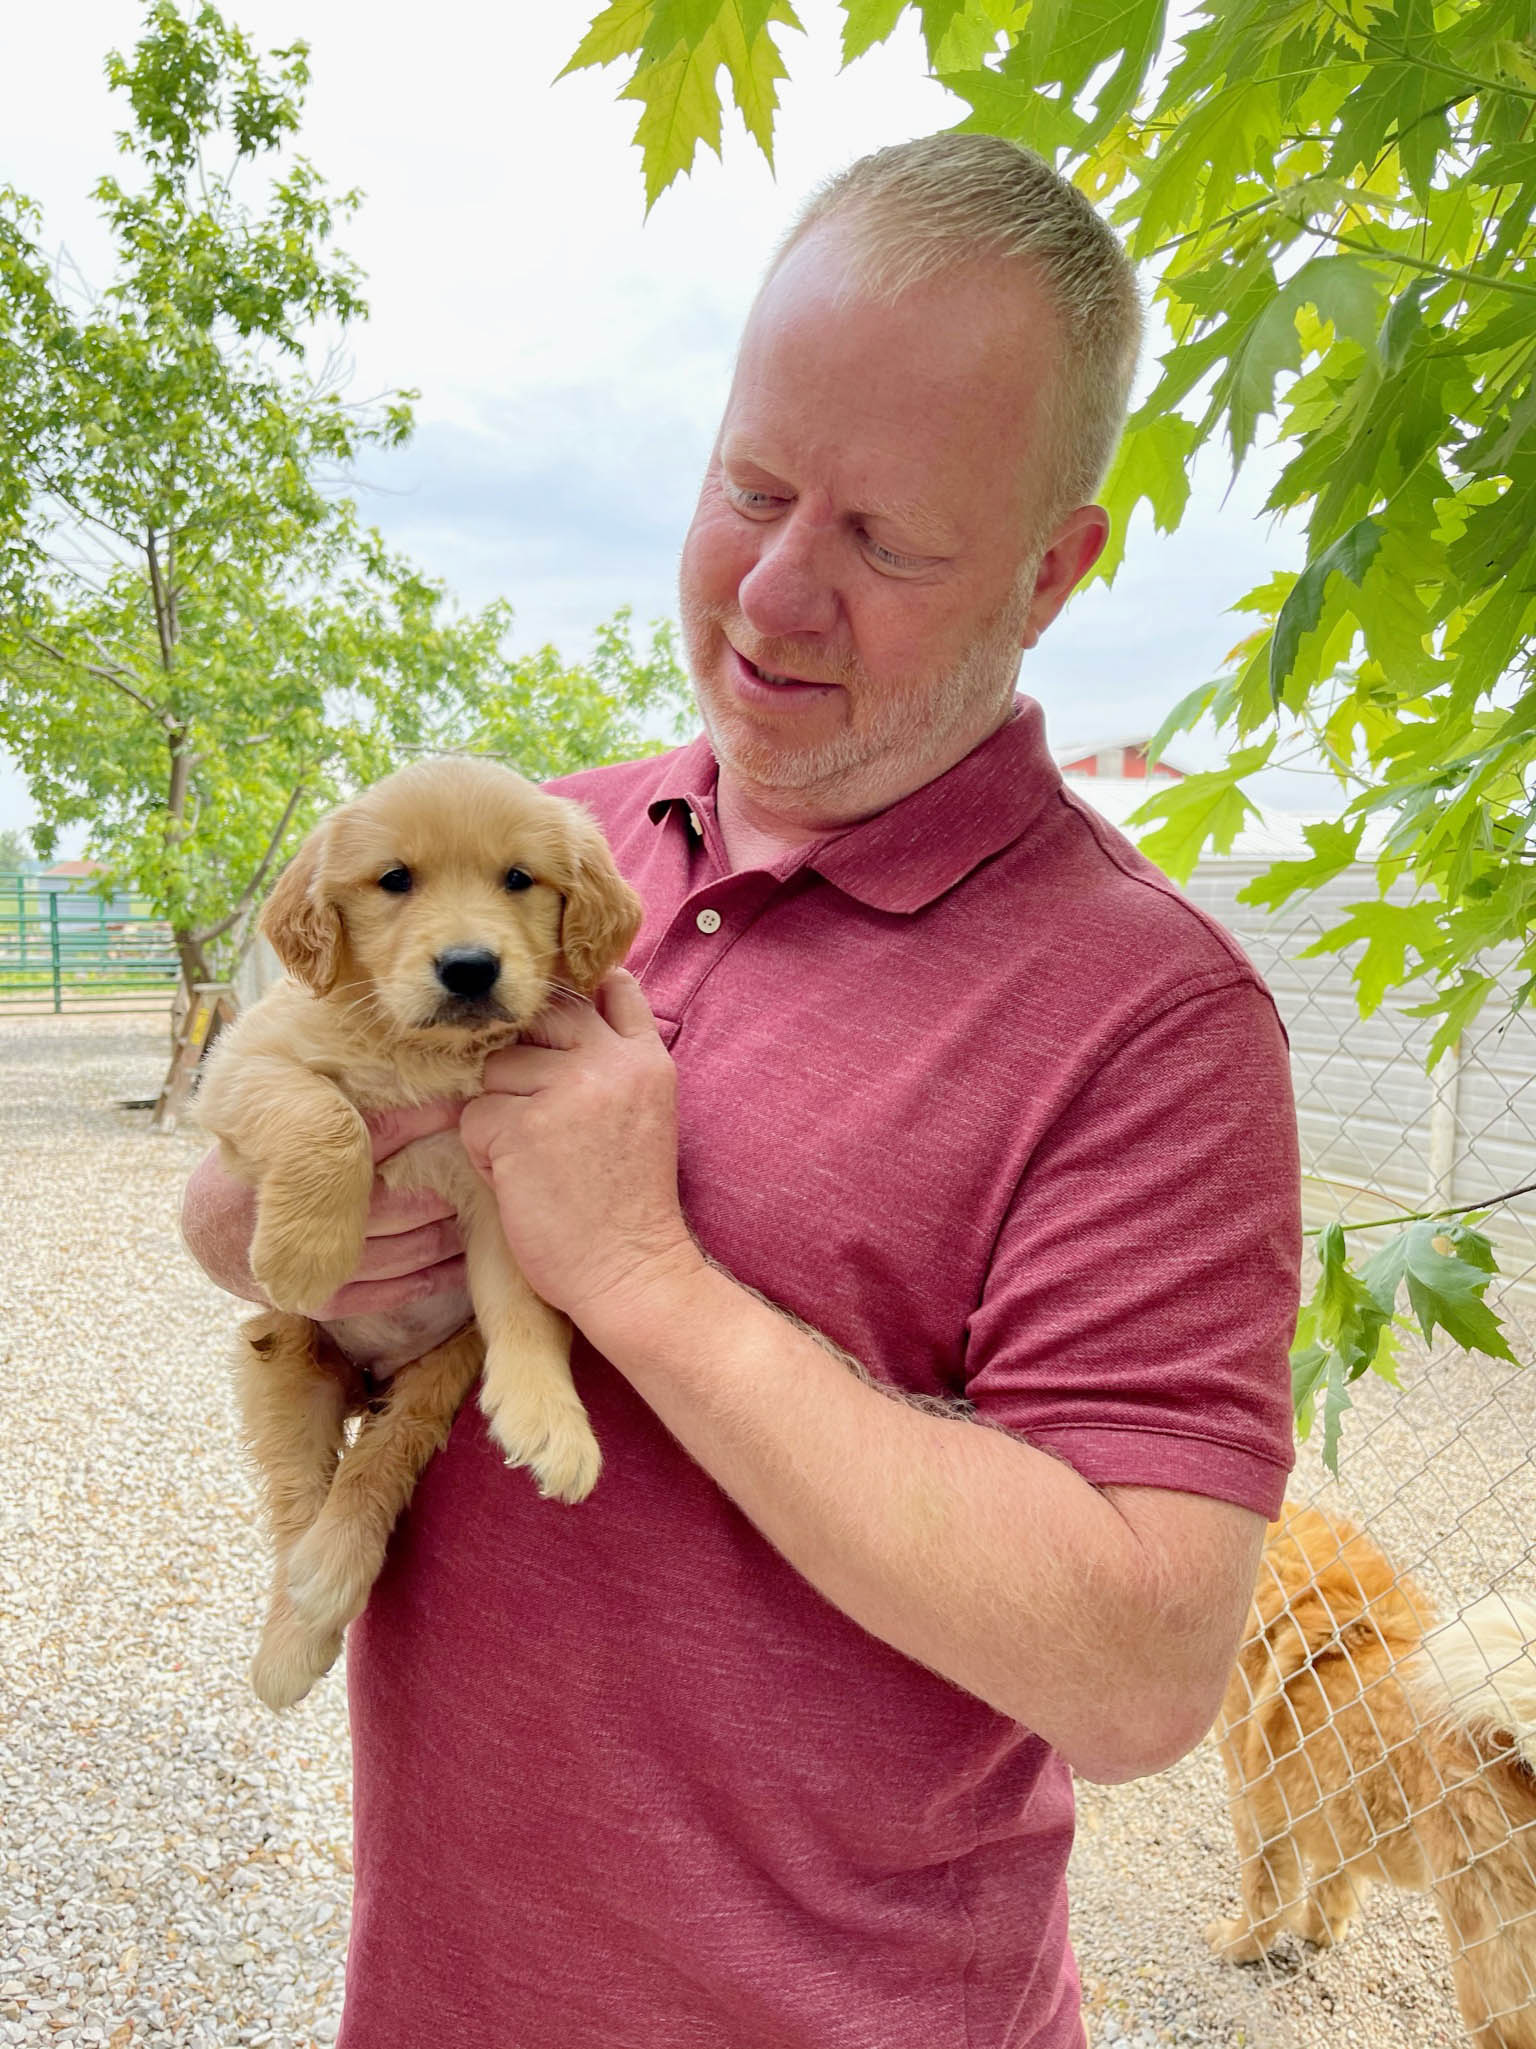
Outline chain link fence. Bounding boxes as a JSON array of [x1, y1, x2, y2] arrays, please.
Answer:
[[1179, 857, 1536, 2045]]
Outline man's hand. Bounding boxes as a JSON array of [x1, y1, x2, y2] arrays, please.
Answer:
[[459, 971, 703, 1327], [181, 1100, 472, 1348]]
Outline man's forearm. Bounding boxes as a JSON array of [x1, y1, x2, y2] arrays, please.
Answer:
[[577, 1256, 1242, 1782]]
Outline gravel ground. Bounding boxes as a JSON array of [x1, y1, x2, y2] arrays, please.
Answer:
[[3, 1013, 1533, 2047]]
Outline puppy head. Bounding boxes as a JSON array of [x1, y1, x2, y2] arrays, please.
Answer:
[[262, 758, 641, 1039]]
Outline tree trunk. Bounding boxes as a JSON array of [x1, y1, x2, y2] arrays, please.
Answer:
[[151, 932, 225, 1133]]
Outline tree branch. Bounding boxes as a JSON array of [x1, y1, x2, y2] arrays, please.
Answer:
[[188, 781, 307, 947], [145, 528, 177, 672], [21, 630, 174, 727]]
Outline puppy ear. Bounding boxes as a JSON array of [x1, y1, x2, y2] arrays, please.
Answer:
[[260, 824, 344, 995], [557, 809, 643, 995]]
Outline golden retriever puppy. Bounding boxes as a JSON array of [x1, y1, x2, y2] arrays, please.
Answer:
[[197, 756, 642, 1710], [1208, 1500, 1536, 2046]]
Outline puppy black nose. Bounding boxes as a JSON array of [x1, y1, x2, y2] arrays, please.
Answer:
[[435, 948, 501, 999]]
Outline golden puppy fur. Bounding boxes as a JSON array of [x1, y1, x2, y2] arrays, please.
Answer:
[[1208, 1499, 1536, 2045], [197, 757, 641, 1710]]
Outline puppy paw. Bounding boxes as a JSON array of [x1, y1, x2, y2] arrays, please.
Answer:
[[1204, 1916, 1270, 1965], [285, 1524, 384, 1633], [250, 1608, 343, 1711], [481, 1386, 601, 1504], [251, 1207, 364, 1316]]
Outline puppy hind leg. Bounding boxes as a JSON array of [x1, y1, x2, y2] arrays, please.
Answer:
[[233, 1312, 354, 1560], [235, 1313, 357, 1710], [285, 1324, 483, 1634]]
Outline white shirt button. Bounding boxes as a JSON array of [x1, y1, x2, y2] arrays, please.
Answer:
[[687, 809, 702, 837], [695, 907, 722, 935]]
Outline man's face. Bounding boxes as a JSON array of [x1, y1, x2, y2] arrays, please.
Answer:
[[679, 226, 1085, 822]]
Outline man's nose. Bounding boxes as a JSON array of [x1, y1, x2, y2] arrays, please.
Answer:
[[737, 513, 840, 641], [435, 947, 501, 999]]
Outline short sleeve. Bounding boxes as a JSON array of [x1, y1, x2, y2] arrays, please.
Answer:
[[963, 977, 1300, 1518]]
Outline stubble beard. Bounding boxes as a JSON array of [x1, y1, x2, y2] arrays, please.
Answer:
[[680, 585, 1033, 812]]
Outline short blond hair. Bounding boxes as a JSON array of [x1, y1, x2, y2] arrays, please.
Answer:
[[769, 133, 1142, 528]]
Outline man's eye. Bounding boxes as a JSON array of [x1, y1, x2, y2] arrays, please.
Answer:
[[504, 868, 534, 893], [727, 483, 784, 515], [378, 867, 413, 894], [862, 531, 923, 572]]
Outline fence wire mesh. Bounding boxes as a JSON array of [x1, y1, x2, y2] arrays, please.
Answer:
[[1181, 860, 1536, 2046]]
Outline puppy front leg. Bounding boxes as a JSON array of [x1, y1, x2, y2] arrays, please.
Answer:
[[380, 1135, 600, 1504], [284, 1324, 484, 1635], [240, 1068, 374, 1314]]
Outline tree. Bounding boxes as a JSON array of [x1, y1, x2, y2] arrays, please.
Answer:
[[0, 3, 691, 1031], [560, 0, 1535, 1459], [0, 827, 32, 869]]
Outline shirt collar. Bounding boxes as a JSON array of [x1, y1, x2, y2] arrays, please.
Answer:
[[646, 698, 1063, 913]]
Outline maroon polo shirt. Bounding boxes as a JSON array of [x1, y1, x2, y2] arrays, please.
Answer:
[[338, 699, 1299, 2049]]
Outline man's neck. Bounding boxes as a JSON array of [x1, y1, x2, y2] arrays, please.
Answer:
[[712, 700, 1019, 872], [714, 776, 838, 872]]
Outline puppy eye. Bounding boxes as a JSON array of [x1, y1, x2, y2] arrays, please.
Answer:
[[504, 868, 534, 893], [378, 867, 413, 894]]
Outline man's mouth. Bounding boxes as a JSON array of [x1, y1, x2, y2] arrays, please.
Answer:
[[732, 646, 835, 693]]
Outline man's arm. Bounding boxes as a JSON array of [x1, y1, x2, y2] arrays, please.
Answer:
[[459, 972, 1265, 1784], [585, 1256, 1260, 1781]]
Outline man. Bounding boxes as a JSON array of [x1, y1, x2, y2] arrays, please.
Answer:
[[184, 133, 1299, 2048]]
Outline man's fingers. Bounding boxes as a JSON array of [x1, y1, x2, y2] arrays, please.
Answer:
[[480, 1044, 576, 1096], [352, 1216, 464, 1283], [316, 1254, 470, 1320], [594, 968, 659, 1039], [366, 1098, 466, 1162], [520, 996, 600, 1051], [363, 1183, 458, 1233]]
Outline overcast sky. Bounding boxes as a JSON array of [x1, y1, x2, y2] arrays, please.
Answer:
[[1, 0, 1318, 845]]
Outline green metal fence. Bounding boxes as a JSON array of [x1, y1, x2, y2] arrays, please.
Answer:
[[0, 873, 181, 1015]]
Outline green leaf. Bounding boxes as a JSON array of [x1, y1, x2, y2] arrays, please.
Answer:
[[1269, 517, 1383, 705], [1359, 1219, 1517, 1363], [559, 0, 655, 76], [1239, 817, 1365, 910], [1301, 898, 1443, 1016], [621, 30, 729, 206], [1127, 741, 1271, 881], [1015, 0, 1167, 146], [1143, 676, 1216, 771], [1087, 410, 1198, 586], [941, 68, 1089, 154], [1402, 970, 1497, 1068], [841, 0, 907, 63]]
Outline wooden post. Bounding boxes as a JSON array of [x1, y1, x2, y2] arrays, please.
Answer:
[[1426, 1037, 1463, 1211], [151, 981, 237, 1133]]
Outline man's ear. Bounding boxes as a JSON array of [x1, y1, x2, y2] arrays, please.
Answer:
[[260, 824, 344, 995], [557, 809, 643, 995], [1019, 504, 1110, 651]]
